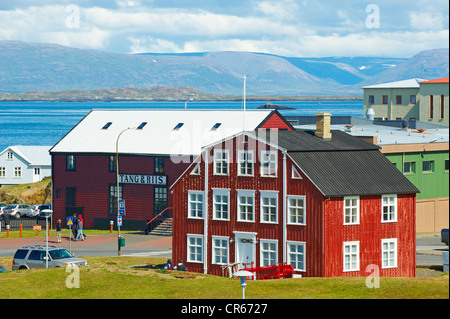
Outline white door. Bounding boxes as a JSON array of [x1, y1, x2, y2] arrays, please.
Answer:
[[235, 235, 256, 269], [33, 167, 41, 183]]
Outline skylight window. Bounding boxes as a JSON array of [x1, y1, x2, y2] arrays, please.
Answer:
[[137, 122, 148, 129], [211, 123, 222, 130], [102, 122, 113, 129], [173, 123, 184, 130]]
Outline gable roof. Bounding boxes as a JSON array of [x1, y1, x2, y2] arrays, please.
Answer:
[[0, 145, 51, 166], [289, 150, 419, 197], [258, 129, 418, 196], [258, 129, 380, 152], [50, 109, 279, 156], [172, 129, 419, 197], [420, 77, 449, 84], [363, 78, 425, 89]]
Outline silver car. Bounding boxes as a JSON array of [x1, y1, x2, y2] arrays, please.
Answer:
[[0, 203, 7, 219], [4, 204, 30, 219], [12, 246, 89, 270], [26, 204, 51, 217]]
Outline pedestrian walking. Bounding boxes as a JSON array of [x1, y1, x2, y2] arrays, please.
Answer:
[[56, 219, 62, 243], [71, 214, 78, 238], [75, 217, 84, 241]]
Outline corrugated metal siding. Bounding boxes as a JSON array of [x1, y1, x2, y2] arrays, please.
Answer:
[[323, 194, 416, 277], [172, 133, 417, 278], [259, 112, 293, 131], [173, 137, 289, 276], [289, 150, 420, 197], [52, 154, 190, 229], [286, 157, 325, 277]]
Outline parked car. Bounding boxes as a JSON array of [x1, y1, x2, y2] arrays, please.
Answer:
[[4, 204, 30, 219], [26, 204, 52, 217], [0, 203, 7, 219], [12, 246, 89, 270], [442, 228, 449, 246]]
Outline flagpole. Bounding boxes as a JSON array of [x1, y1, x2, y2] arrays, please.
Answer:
[[243, 75, 246, 136]]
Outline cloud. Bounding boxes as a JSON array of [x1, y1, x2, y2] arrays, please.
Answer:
[[0, 1, 448, 57], [410, 12, 446, 30]]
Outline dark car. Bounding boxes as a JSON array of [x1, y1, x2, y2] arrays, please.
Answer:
[[442, 229, 449, 246]]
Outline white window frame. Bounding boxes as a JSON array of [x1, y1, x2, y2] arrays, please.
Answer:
[[188, 191, 204, 219], [238, 150, 254, 176], [260, 239, 278, 267], [343, 241, 360, 272], [237, 190, 255, 222], [287, 241, 306, 272], [190, 163, 201, 175], [381, 238, 398, 269], [291, 165, 302, 179], [14, 166, 22, 178], [187, 234, 204, 263], [212, 236, 229, 265], [287, 195, 306, 225], [214, 149, 229, 175], [0, 167, 6, 178], [212, 188, 230, 221], [260, 191, 278, 224], [6, 151, 13, 160], [343, 196, 359, 225], [381, 194, 397, 223], [260, 150, 277, 177]]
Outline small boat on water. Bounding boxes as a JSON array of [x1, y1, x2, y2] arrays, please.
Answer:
[[257, 103, 295, 110]]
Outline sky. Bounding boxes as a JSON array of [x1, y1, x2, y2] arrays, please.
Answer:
[[0, 0, 448, 57]]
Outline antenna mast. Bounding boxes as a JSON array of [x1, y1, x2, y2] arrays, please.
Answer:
[[242, 75, 246, 134]]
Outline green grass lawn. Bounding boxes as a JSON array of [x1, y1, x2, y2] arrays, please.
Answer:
[[0, 256, 448, 299]]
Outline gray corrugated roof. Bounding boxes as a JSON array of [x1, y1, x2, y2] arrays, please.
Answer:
[[257, 129, 380, 151], [289, 150, 420, 197], [255, 129, 418, 197]]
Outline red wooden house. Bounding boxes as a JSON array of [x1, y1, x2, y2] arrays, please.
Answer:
[[171, 113, 419, 277], [50, 109, 293, 230]]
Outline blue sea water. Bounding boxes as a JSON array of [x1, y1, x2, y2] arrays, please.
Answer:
[[0, 100, 363, 151]]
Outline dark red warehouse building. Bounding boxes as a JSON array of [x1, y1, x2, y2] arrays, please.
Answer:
[[49, 109, 293, 231], [171, 113, 419, 277]]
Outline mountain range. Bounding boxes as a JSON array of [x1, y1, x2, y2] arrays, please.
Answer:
[[0, 40, 448, 97]]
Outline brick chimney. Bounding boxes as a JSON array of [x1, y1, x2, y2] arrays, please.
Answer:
[[315, 113, 332, 139]]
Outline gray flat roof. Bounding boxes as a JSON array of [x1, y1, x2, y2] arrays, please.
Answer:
[[294, 123, 449, 145]]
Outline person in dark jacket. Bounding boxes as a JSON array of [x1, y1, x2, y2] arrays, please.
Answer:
[[71, 214, 78, 238], [176, 259, 187, 271], [164, 259, 173, 270]]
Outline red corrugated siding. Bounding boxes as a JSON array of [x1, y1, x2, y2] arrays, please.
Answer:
[[173, 137, 288, 276], [323, 194, 416, 277], [172, 134, 417, 278], [52, 154, 190, 229], [259, 112, 293, 131], [285, 157, 325, 277]]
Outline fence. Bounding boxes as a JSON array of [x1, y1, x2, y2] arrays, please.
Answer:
[[0, 217, 48, 232]]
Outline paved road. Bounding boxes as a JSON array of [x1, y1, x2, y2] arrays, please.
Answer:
[[0, 231, 447, 267], [0, 232, 172, 258], [416, 234, 448, 267]]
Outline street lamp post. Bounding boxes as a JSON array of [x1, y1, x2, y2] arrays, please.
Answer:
[[116, 127, 135, 256], [41, 209, 52, 268], [233, 270, 255, 299], [184, 97, 193, 109]]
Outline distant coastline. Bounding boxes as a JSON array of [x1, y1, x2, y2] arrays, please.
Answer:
[[0, 86, 362, 102]]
